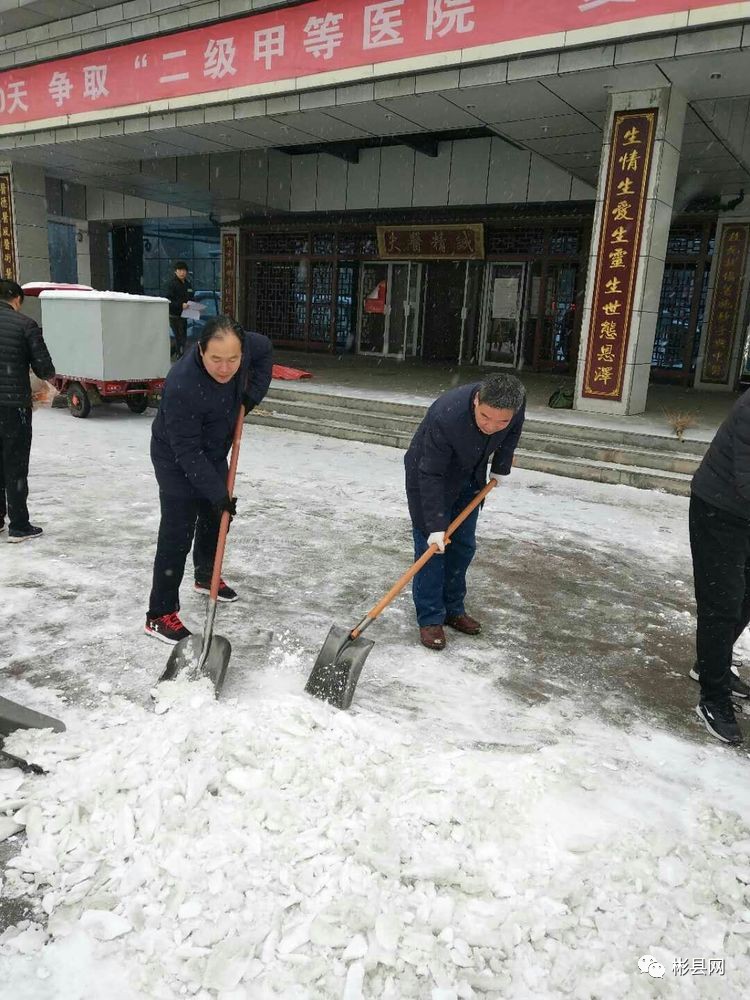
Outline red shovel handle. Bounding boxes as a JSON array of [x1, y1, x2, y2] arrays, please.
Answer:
[[208, 406, 246, 602]]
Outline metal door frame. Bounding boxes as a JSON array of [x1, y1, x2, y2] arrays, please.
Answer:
[[420, 260, 471, 362], [356, 261, 421, 357], [478, 261, 527, 368]]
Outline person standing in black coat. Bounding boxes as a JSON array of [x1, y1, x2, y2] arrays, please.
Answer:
[[690, 390, 750, 744], [145, 316, 273, 644], [405, 372, 526, 650], [0, 279, 55, 542], [163, 260, 193, 360]]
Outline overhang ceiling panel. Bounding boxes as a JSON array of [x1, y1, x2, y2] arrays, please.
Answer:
[[444, 80, 573, 123], [270, 110, 371, 142], [327, 102, 424, 136], [500, 112, 600, 141], [227, 117, 319, 146], [181, 124, 275, 150], [543, 65, 669, 113], [658, 50, 750, 101], [376, 93, 484, 131], [522, 131, 603, 156]]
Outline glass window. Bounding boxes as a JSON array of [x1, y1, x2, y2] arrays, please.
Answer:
[[47, 221, 78, 283]]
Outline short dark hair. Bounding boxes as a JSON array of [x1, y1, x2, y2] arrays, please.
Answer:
[[174, 260, 189, 271], [199, 315, 244, 351], [477, 372, 525, 412], [0, 279, 24, 303]]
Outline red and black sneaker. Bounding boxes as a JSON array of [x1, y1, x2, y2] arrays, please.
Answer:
[[193, 578, 238, 603], [144, 612, 191, 645]]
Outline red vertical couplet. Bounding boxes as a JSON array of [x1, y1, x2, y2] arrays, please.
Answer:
[[0, 173, 17, 281], [221, 232, 237, 319], [582, 109, 658, 401], [701, 225, 749, 384]]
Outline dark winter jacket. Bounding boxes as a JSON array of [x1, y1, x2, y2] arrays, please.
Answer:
[[0, 300, 55, 408], [692, 390, 750, 521], [405, 382, 525, 535], [163, 275, 194, 318], [151, 330, 272, 502]]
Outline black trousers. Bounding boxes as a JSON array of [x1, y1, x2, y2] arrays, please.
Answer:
[[170, 316, 187, 358], [148, 493, 220, 617], [689, 494, 750, 701], [0, 406, 33, 530]]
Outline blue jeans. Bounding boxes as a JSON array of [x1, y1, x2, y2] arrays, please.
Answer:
[[411, 491, 479, 627]]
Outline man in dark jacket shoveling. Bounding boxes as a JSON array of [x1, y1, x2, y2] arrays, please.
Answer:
[[405, 372, 525, 650], [690, 390, 750, 745]]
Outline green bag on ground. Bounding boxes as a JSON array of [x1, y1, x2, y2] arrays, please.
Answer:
[[548, 387, 574, 409]]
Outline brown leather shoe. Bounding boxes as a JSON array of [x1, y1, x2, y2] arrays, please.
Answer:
[[445, 613, 482, 635], [420, 625, 446, 650]]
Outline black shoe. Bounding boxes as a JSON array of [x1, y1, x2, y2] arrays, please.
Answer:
[[145, 612, 191, 645], [7, 524, 43, 543], [194, 578, 238, 603], [695, 699, 743, 745], [690, 663, 750, 699]]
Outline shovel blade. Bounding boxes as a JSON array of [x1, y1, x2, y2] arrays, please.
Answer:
[[158, 632, 232, 696], [305, 624, 374, 710], [0, 695, 65, 739]]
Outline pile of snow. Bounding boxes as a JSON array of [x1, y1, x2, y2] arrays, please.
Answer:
[[2, 679, 750, 999]]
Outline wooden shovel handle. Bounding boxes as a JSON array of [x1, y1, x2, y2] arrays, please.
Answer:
[[353, 478, 497, 636], [209, 405, 246, 602]]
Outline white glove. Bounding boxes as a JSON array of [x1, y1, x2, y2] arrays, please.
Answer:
[[427, 531, 446, 553], [489, 472, 503, 484]]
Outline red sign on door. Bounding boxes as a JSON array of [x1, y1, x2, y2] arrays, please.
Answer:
[[0, 2, 734, 130]]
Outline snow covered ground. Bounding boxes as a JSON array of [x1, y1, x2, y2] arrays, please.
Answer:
[[2, 406, 750, 999]]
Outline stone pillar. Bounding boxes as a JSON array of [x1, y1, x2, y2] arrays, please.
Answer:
[[574, 87, 686, 415], [0, 162, 50, 322]]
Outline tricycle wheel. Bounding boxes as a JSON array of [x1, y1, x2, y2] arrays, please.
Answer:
[[67, 382, 91, 418], [125, 395, 149, 414]]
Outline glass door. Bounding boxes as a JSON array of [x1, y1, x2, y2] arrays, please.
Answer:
[[480, 263, 526, 367], [357, 262, 418, 357]]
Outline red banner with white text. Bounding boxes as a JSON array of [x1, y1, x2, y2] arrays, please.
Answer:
[[0, 1, 734, 130]]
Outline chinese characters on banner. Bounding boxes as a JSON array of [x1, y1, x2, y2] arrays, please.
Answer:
[[702, 224, 748, 384], [377, 223, 484, 259], [582, 109, 657, 401], [0, 1, 732, 129], [0, 174, 17, 281], [221, 232, 238, 319]]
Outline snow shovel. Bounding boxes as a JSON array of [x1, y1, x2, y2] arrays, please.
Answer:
[[157, 405, 246, 696], [306, 479, 498, 710], [0, 695, 65, 739]]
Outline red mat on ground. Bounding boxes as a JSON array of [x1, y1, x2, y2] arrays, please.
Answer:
[[272, 365, 312, 380]]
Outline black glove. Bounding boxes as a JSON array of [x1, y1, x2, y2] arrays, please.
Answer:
[[214, 494, 237, 520], [241, 393, 255, 414]]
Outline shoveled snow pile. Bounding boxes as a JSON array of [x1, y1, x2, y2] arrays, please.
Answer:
[[2, 680, 750, 998]]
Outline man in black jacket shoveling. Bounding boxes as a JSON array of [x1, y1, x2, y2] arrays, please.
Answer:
[[0, 279, 55, 542], [690, 390, 750, 745], [405, 372, 525, 650]]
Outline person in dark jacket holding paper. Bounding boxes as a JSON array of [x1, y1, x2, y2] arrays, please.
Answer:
[[164, 260, 193, 360], [145, 316, 272, 644], [690, 390, 750, 745], [0, 279, 55, 542], [405, 373, 525, 650]]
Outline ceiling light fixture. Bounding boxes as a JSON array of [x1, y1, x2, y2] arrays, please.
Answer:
[[709, 72, 722, 80]]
